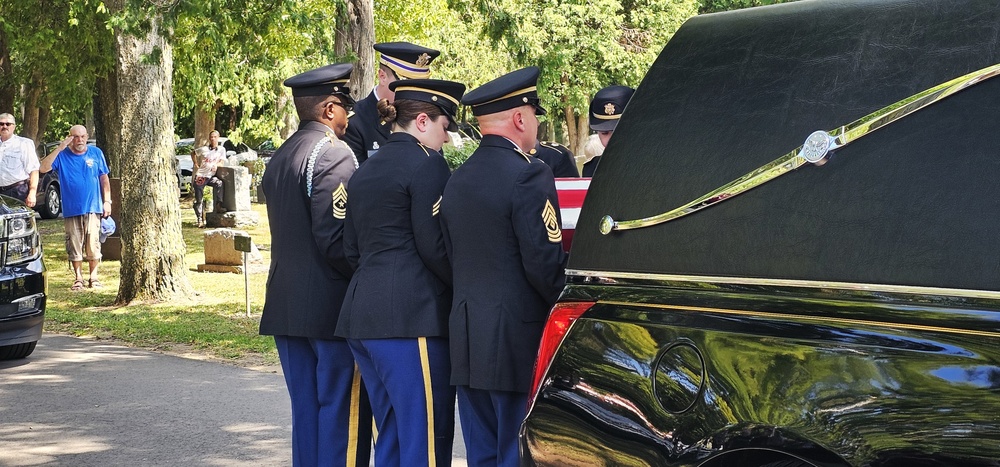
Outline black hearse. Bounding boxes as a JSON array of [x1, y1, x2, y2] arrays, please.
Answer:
[[521, 1, 1000, 466], [0, 195, 46, 360]]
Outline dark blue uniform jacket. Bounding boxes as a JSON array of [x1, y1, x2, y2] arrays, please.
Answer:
[[336, 132, 453, 339], [343, 91, 390, 165], [533, 141, 579, 177], [440, 134, 567, 393], [259, 121, 358, 340]]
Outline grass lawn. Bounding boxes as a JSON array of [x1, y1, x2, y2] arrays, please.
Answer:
[[40, 198, 279, 367]]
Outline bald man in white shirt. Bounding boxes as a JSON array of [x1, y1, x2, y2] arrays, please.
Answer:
[[0, 113, 40, 207]]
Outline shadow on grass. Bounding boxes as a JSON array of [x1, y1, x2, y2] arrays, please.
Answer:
[[37, 202, 278, 365]]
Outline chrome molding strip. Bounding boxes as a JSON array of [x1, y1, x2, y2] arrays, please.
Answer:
[[565, 269, 1000, 300], [599, 62, 1000, 235], [596, 299, 1000, 339]]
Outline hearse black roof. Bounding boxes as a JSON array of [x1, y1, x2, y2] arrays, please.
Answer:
[[570, 0, 1000, 292]]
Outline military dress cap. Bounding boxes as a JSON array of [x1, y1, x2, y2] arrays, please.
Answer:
[[375, 42, 440, 79], [284, 63, 355, 103], [389, 79, 466, 131], [462, 66, 547, 117], [589, 85, 635, 131]]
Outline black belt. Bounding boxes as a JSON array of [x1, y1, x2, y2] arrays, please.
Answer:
[[0, 180, 27, 191]]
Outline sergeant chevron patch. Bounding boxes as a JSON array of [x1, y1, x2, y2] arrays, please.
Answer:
[[432, 196, 442, 216], [332, 182, 348, 219], [542, 199, 562, 243]]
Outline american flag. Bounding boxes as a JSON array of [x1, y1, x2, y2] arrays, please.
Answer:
[[555, 178, 591, 253]]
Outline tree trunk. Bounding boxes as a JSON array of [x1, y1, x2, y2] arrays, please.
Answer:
[[193, 102, 216, 147], [343, 0, 374, 103], [277, 91, 297, 139], [563, 103, 578, 154], [21, 73, 43, 142], [575, 111, 589, 157], [95, 72, 122, 176], [0, 29, 14, 114], [111, 12, 192, 304], [36, 101, 50, 143]]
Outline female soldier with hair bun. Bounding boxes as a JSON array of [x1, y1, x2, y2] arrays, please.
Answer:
[[336, 78, 466, 467]]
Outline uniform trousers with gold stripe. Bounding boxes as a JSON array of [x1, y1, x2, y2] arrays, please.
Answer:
[[347, 337, 455, 467], [275, 336, 372, 467]]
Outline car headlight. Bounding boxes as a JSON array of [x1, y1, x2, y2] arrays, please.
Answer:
[[4, 214, 40, 266]]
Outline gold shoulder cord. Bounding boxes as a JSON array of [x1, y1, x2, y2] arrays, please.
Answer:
[[600, 63, 1000, 235]]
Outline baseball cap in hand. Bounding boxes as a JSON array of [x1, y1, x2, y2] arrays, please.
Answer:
[[100, 217, 116, 243]]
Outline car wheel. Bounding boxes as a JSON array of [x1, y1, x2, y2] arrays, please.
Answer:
[[39, 184, 61, 219], [0, 341, 37, 360]]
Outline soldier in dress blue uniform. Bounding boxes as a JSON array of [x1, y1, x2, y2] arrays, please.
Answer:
[[336, 78, 465, 467], [259, 63, 372, 467], [582, 85, 634, 177], [343, 42, 440, 165], [531, 139, 579, 177], [440, 66, 567, 467]]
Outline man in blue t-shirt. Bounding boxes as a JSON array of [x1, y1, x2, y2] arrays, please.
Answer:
[[40, 125, 111, 291]]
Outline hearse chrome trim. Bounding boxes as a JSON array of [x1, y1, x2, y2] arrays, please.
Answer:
[[597, 300, 1000, 339], [599, 62, 1000, 235], [565, 269, 1000, 300]]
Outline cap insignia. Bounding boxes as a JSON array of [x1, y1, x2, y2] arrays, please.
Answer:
[[332, 182, 348, 219], [334, 86, 339, 92], [431, 95, 438, 101], [432, 195, 442, 216], [604, 103, 616, 115], [542, 199, 562, 243], [416, 53, 431, 67], [523, 97, 529, 103]]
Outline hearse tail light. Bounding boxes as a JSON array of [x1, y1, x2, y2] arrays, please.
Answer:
[[529, 301, 596, 401]]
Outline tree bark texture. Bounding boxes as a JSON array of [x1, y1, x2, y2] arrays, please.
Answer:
[[562, 107, 590, 157], [0, 29, 14, 114], [95, 73, 122, 176], [36, 103, 49, 143], [20, 73, 43, 142], [193, 102, 217, 147], [344, 0, 374, 102], [575, 110, 588, 158], [112, 14, 193, 304], [277, 91, 297, 139]]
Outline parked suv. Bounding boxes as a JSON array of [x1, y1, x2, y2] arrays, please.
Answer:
[[521, 1, 1000, 466], [0, 195, 47, 360]]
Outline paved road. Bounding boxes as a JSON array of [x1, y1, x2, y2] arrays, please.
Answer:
[[0, 334, 468, 466]]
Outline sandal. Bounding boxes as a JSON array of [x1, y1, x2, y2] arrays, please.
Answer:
[[71, 279, 85, 291], [89, 280, 103, 289]]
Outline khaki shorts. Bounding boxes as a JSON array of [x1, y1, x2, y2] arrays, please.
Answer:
[[64, 214, 102, 262]]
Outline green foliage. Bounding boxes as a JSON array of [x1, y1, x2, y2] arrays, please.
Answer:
[[172, 0, 349, 144], [373, 0, 512, 94], [442, 138, 478, 171], [0, 0, 114, 124], [447, 0, 699, 133], [699, 0, 797, 14]]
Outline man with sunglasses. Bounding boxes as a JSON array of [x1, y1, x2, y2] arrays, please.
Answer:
[[259, 63, 372, 467], [0, 113, 40, 207], [343, 42, 440, 164]]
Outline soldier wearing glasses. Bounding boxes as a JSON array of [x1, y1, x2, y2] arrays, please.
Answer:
[[259, 63, 371, 467], [343, 42, 440, 164]]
